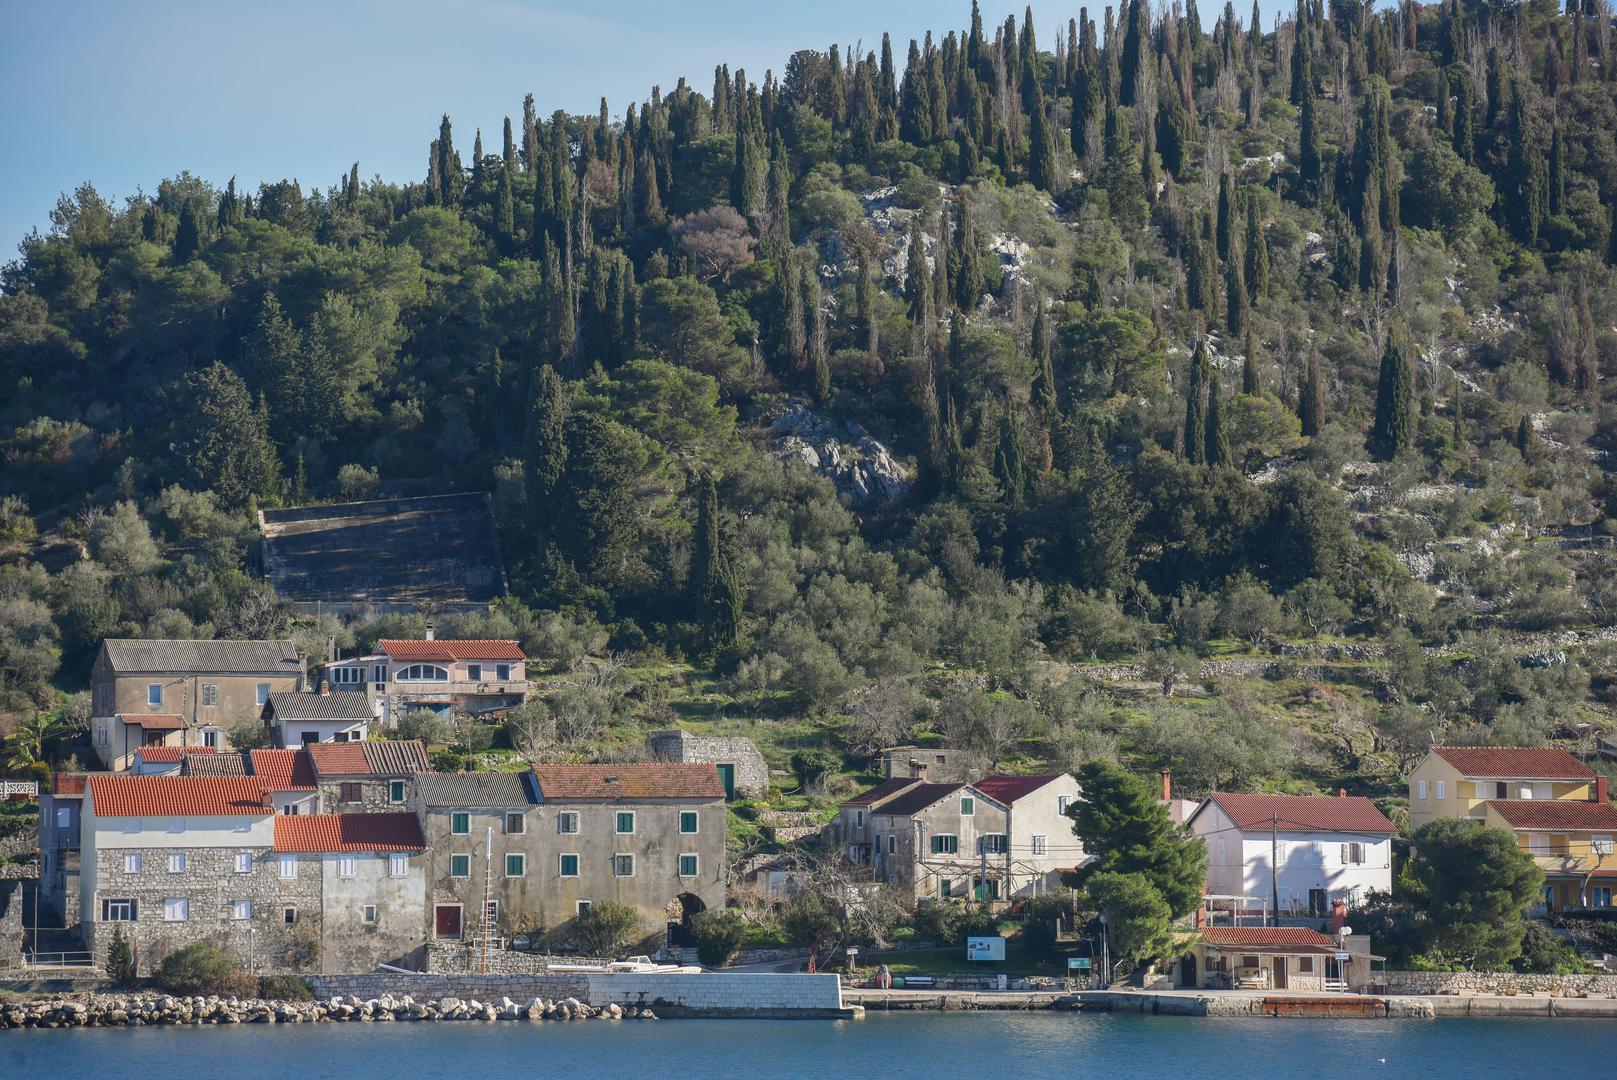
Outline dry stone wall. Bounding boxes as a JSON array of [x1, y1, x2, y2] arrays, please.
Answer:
[[1382, 970, 1617, 997]]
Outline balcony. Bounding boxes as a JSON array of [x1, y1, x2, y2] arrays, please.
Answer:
[[390, 680, 526, 697]]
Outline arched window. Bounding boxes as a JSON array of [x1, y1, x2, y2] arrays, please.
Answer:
[[397, 664, 448, 682]]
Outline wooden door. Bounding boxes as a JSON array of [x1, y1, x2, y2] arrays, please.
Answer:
[[1273, 956, 1287, 989], [716, 763, 736, 800], [435, 905, 462, 939]]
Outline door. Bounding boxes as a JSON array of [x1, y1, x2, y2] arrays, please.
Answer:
[[1179, 954, 1198, 988], [1273, 957, 1287, 989], [1308, 888, 1327, 917], [716, 763, 736, 801], [434, 905, 462, 939]]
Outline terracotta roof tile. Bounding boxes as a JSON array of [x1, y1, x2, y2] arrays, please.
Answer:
[[1486, 799, 1617, 830], [273, 813, 424, 853], [304, 742, 370, 776], [1431, 746, 1596, 780], [303, 740, 429, 778], [249, 749, 318, 790], [1200, 792, 1395, 834], [378, 639, 525, 662], [135, 746, 217, 763], [118, 714, 185, 730], [1200, 927, 1340, 949], [87, 776, 271, 817], [974, 775, 1064, 804], [532, 763, 724, 801]]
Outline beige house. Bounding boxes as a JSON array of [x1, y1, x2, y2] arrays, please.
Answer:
[[840, 779, 1014, 904], [90, 640, 304, 771], [1176, 927, 1376, 992], [1480, 800, 1617, 912], [1407, 746, 1601, 831], [970, 774, 1086, 897]]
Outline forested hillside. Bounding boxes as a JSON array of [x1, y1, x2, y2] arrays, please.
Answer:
[[4, 1, 1617, 806]]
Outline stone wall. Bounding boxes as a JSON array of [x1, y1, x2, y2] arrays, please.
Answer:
[[309, 970, 846, 1016], [0, 882, 23, 969], [645, 732, 768, 797], [1382, 970, 1617, 997], [317, 778, 406, 814]]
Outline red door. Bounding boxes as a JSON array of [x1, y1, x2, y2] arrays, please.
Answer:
[[435, 905, 462, 938]]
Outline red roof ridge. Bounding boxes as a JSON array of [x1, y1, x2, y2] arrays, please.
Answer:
[[1200, 791, 1396, 834], [273, 812, 425, 853], [1429, 746, 1596, 779]]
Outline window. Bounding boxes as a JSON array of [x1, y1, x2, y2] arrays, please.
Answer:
[[854, 810, 864, 827], [941, 880, 954, 898], [1299, 956, 1314, 973], [1057, 795, 1072, 816], [1494, 781, 1509, 799], [389, 780, 406, 803], [613, 854, 635, 877], [279, 855, 297, 880], [234, 852, 252, 874], [331, 667, 358, 685], [284, 907, 297, 926], [338, 856, 356, 878], [363, 905, 377, 924], [960, 797, 975, 816], [389, 853, 408, 877], [340, 782, 363, 804], [505, 812, 525, 835], [167, 852, 186, 873], [467, 664, 482, 681], [1217, 838, 1228, 864], [1032, 834, 1048, 856], [372, 664, 387, 684], [163, 898, 189, 922], [450, 854, 470, 878], [202, 728, 219, 749], [1340, 842, 1366, 865], [560, 853, 579, 877], [980, 834, 1008, 854], [616, 811, 635, 834], [1528, 834, 1550, 855], [451, 812, 470, 835], [1435, 780, 1445, 801], [679, 811, 699, 834], [231, 900, 251, 921], [300, 731, 319, 745], [282, 804, 300, 816], [124, 853, 142, 874], [1592, 887, 1614, 908], [199, 683, 218, 707], [887, 835, 897, 854], [557, 812, 579, 835], [397, 664, 448, 682], [256, 683, 270, 706], [102, 899, 136, 922], [496, 664, 511, 681], [678, 854, 699, 877], [1594, 836, 1615, 856], [1416, 779, 1428, 800], [506, 853, 526, 878], [576, 900, 592, 916], [930, 834, 959, 855], [147, 683, 163, 707]]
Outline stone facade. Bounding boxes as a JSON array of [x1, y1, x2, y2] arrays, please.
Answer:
[[318, 777, 412, 814], [880, 746, 976, 783], [1381, 970, 1617, 997], [645, 731, 768, 798]]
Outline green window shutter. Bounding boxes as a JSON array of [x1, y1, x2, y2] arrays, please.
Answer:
[[450, 855, 469, 877], [451, 813, 469, 835], [680, 811, 698, 834], [616, 812, 634, 833], [961, 797, 974, 816], [679, 854, 698, 876], [506, 854, 524, 877], [560, 854, 579, 876]]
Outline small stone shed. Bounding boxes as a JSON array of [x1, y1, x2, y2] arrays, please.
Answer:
[[644, 731, 768, 799]]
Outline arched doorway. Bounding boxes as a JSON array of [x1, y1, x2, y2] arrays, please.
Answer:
[[665, 893, 706, 948]]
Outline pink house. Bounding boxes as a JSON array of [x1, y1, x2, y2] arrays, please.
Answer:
[[320, 630, 527, 725]]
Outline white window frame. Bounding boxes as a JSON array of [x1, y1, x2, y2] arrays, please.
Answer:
[[124, 853, 142, 874], [364, 905, 378, 924], [506, 853, 526, 878], [450, 853, 471, 878], [1032, 834, 1048, 856], [678, 853, 699, 878], [163, 897, 189, 922], [576, 900, 592, 916], [1057, 795, 1072, 815], [505, 812, 525, 835], [388, 780, 406, 803], [234, 852, 252, 874], [887, 834, 896, 854], [980, 834, 1008, 855], [612, 853, 635, 878], [679, 810, 699, 834], [231, 900, 252, 921], [1416, 779, 1428, 800], [397, 664, 449, 682], [389, 853, 408, 877], [467, 664, 482, 681], [103, 898, 136, 922], [146, 683, 163, 707], [930, 834, 959, 855], [283, 906, 297, 925], [557, 812, 579, 835], [256, 683, 271, 706], [559, 853, 580, 878], [615, 811, 635, 835], [201, 683, 218, 706], [337, 855, 356, 878], [167, 852, 185, 873], [450, 812, 470, 835], [278, 854, 297, 880], [1435, 780, 1445, 801], [960, 796, 975, 816]]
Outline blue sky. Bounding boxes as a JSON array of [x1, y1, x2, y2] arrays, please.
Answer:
[[1, 1, 1294, 254]]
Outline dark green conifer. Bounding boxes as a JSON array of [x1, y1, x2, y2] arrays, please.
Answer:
[[1369, 338, 1414, 460]]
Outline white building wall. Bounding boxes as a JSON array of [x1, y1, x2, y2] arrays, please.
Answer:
[[1191, 802, 1392, 910], [1004, 775, 1085, 896]]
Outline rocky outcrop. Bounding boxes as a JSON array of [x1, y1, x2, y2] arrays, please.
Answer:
[[769, 401, 912, 508], [0, 992, 657, 1029]]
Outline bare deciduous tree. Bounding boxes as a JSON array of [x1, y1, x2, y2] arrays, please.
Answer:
[[672, 206, 756, 283]]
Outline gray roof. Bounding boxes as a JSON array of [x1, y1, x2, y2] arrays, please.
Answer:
[[182, 753, 249, 777], [416, 772, 538, 808], [265, 691, 373, 721], [103, 639, 302, 676]]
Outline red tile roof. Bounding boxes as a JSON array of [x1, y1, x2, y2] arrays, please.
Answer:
[[135, 746, 217, 763], [1200, 792, 1396, 834], [118, 714, 185, 730], [841, 777, 924, 808], [532, 763, 724, 800], [305, 742, 370, 776], [975, 775, 1064, 804], [1431, 747, 1596, 780], [1200, 927, 1340, 950], [87, 776, 271, 817], [378, 639, 525, 662], [249, 749, 317, 790], [273, 813, 424, 853], [1486, 800, 1617, 831], [304, 740, 429, 777]]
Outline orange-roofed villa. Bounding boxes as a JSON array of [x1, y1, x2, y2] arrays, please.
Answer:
[[318, 627, 528, 724]]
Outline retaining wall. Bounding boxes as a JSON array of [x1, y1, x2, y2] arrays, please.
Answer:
[[309, 971, 847, 1018], [1382, 971, 1617, 997]]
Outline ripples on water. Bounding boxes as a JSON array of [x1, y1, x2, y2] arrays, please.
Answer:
[[0, 1011, 1599, 1080]]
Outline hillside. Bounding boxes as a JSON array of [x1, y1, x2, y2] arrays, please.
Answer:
[[4, 0, 1617, 817]]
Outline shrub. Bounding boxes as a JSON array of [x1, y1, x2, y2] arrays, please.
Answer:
[[568, 901, 643, 957], [258, 973, 315, 1001], [1019, 895, 1079, 960], [224, 717, 271, 751], [789, 748, 839, 791], [910, 900, 966, 946], [155, 942, 257, 997], [689, 909, 749, 967], [106, 924, 135, 986]]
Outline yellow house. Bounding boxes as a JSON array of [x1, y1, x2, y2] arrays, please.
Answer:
[[1480, 800, 1617, 911], [1407, 747, 1600, 831]]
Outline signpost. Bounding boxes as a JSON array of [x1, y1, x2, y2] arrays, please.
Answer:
[[966, 936, 1006, 962]]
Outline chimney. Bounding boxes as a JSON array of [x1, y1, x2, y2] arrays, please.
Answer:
[[1598, 776, 1609, 804], [321, 684, 330, 697], [1338, 788, 1347, 798], [425, 623, 435, 642], [1160, 769, 1172, 802]]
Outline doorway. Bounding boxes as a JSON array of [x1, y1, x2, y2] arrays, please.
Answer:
[[1308, 888, 1327, 917], [1179, 954, 1197, 988], [666, 892, 706, 948], [716, 763, 736, 801], [1273, 957, 1288, 989], [434, 904, 462, 939]]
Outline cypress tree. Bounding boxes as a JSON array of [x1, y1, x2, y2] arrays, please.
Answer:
[[1205, 374, 1233, 467], [173, 204, 201, 262], [953, 197, 983, 311], [995, 405, 1028, 507], [1226, 239, 1249, 335], [1299, 86, 1323, 194], [1241, 332, 1261, 395], [1369, 338, 1414, 460], [906, 216, 931, 325], [347, 163, 360, 210], [1549, 124, 1566, 219], [1506, 84, 1547, 245], [524, 364, 569, 529], [1028, 89, 1062, 193], [1216, 173, 1236, 261], [1301, 350, 1325, 438], [1244, 197, 1269, 301], [1031, 304, 1057, 418], [495, 168, 515, 250], [1184, 339, 1211, 463], [1452, 67, 1476, 164]]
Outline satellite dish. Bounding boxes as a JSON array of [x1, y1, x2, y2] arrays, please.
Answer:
[[1339, 927, 1353, 936]]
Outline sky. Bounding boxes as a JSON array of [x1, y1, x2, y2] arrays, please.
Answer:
[[0, 1, 1296, 254]]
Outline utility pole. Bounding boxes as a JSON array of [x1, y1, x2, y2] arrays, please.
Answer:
[[1270, 813, 1281, 928]]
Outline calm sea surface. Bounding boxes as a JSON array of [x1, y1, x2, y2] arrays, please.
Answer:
[[0, 1011, 1606, 1080]]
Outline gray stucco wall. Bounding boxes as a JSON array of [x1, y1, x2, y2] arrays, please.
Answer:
[[319, 852, 427, 974]]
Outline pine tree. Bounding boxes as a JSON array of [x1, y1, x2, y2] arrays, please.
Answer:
[[176, 363, 280, 508], [1369, 338, 1414, 460]]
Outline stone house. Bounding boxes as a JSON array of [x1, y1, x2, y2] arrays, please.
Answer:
[[89, 639, 305, 771], [306, 740, 431, 813], [413, 772, 541, 942], [1176, 927, 1374, 992], [841, 780, 1014, 904], [320, 633, 527, 725], [645, 730, 768, 799], [1407, 746, 1603, 832], [1187, 792, 1396, 916], [879, 746, 976, 783], [79, 774, 426, 975], [971, 774, 1086, 898], [262, 689, 376, 746]]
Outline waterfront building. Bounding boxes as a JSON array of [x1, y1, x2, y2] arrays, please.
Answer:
[[1407, 746, 1603, 831], [1177, 926, 1377, 992], [1187, 792, 1396, 916], [1480, 799, 1617, 911]]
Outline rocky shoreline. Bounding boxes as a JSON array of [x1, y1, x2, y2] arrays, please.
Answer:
[[0, 992, 659, 1029]]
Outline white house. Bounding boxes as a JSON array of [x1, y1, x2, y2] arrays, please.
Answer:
[[262, 690, 375, 746], [320, 633, 527, 724], [972, 774, 1086, 897], [1187, 792, 1396, 917]]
